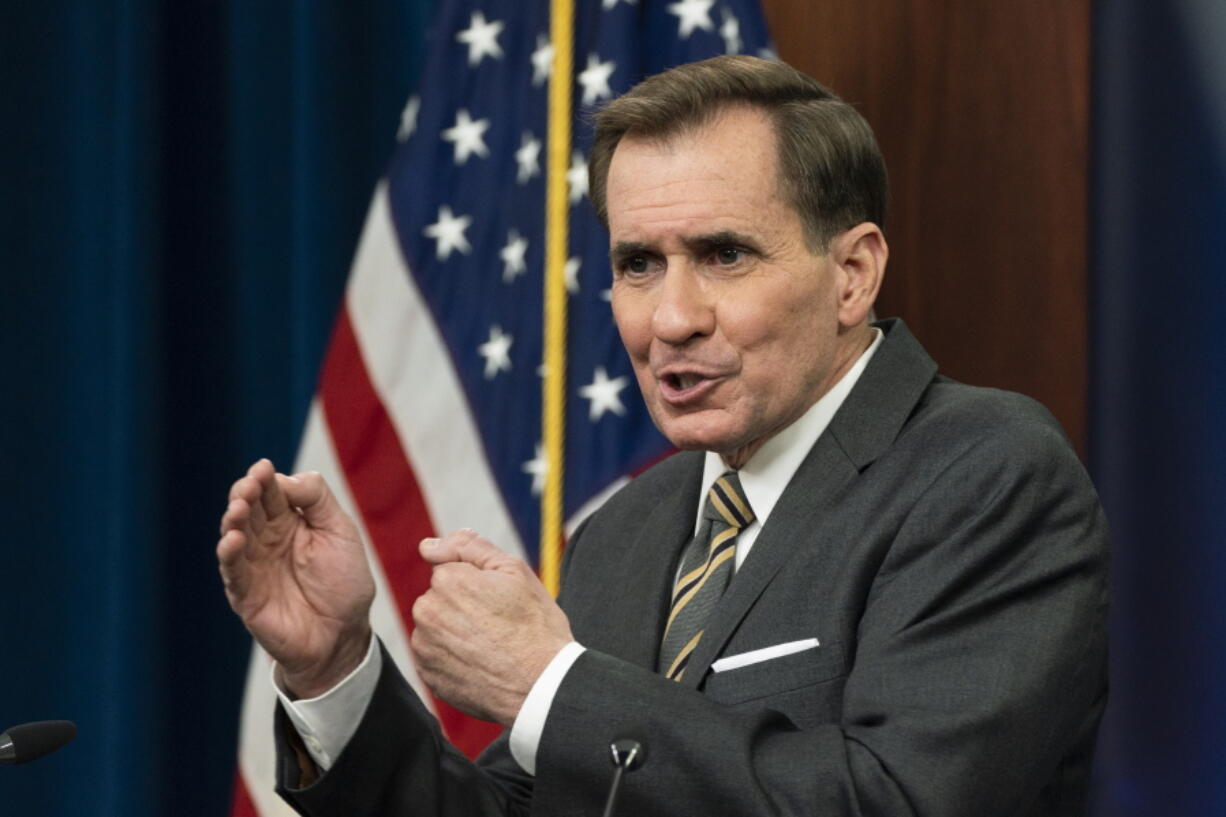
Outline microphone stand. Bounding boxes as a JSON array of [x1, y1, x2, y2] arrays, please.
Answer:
[[600, 737, 646, 817]]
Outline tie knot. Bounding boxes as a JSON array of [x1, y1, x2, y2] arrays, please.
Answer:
[[703, 471, 755, 529]]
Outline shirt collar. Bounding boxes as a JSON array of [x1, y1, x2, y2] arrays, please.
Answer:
[[697, 327, 884, 530]]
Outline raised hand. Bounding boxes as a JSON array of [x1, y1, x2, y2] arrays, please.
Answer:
[[217, 459, 375, 698], [411, 530, 574, 725]]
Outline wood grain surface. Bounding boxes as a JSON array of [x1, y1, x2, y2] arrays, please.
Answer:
[[763, 0, 1090, 452]]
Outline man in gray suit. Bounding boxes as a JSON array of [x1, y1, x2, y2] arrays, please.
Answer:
[[218, 56, 1108, 816]]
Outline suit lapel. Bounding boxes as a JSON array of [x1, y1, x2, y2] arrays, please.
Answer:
[[679, 319, 939, 688], [828, 318, 937, 470], [592, 454, 703, 670], [679, 435, 858, 687]]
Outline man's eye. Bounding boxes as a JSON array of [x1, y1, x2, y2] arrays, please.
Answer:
[[715, 247, 744, 265], [623, 255, 651, 274]]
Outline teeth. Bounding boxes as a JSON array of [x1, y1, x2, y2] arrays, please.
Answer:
[[677, 374, 701, 389]]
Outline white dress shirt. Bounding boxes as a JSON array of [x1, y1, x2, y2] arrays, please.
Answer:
[[276, 328, 883, 774]]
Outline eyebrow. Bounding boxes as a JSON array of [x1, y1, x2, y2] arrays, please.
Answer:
[[681, 230, 758, 254], [609, 240, 652, 265], [609, 231, 759, 264]]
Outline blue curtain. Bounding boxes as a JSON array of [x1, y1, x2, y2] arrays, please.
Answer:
[[1091, 2, 1226, 815], [0, 1, 434, 814]]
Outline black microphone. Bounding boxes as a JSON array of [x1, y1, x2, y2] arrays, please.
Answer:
[[600, 734, 648, 817], [0, 721, 77, 765]]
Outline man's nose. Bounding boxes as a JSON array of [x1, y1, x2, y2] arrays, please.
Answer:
[[651, 265, 714, 345]]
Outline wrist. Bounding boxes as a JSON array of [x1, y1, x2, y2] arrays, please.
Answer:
[[500, 637, 571, 724], [280, 624, 373, 700]]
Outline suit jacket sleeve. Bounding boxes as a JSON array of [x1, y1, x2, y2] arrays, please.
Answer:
[[273, 638, 533, 817], [272, 517, 600, 817], [531, 405, 1109, 817]]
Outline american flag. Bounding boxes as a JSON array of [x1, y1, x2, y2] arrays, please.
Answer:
[[230, 1, 770, 814]]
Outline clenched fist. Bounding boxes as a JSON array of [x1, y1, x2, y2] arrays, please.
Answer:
[[411, 530, 574, 725]]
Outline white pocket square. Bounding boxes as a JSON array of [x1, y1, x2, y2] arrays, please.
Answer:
[[710, 637, 821, 673]]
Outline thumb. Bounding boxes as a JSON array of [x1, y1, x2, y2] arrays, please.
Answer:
[[420, 529, 509, 569], [277, 471, 345, 529]]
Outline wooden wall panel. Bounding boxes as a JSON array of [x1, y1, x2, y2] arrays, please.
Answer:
[[762, 0, 1090, 453]]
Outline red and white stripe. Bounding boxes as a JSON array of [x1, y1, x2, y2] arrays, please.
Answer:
[[230, 187, 526, 815]]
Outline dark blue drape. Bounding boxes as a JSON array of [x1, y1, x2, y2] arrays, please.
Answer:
[[1091, 2, 1226, 815], [0, 2, 433, 814]]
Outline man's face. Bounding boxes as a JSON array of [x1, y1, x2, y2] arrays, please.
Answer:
[[607, 105, 865, 465]]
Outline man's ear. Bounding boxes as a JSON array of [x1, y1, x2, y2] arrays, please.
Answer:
[[829, 222, 888, 328]]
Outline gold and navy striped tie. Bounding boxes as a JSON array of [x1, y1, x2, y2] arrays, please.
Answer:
[[658, 471, 755, 681]]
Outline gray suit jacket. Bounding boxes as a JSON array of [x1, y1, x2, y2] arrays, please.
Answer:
[[276, 318, 1109, 817]]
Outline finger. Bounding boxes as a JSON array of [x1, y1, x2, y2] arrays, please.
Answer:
[[419, 537, 441, 560], [409, 627, 442, 681], [225, 475, 267, 534], [249, 458, 290, 522], [220, 496, 250, 536], [420, 531, 471, 564], [216, 529, 250, 600], [420, 565, 491, 641], [428, 561, 482, 592], [247, 485, 269, 535], [421, 529, 507, 568], [220, 495, 237, 536], [278, 471, 341, 529], [216, 527, 247, 566], [230, 498, 261, 558]]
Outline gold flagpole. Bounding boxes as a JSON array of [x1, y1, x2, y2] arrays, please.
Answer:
[[541, 0, 574, 596]]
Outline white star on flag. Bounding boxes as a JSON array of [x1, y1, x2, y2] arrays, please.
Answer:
[[531, 34, 554, 87], [577, 53, 617, 106], [515, 132, 542, 184], [720, 10, 742, 54], [564, 256, 581, 294], [456, 11, 505, 66], [442, 108, 491, 165], [396, 95, 420, 142], [568, 151, 589, 204], [522, 442, 548, 496], [668, 0, 715, 38], [478, 325, 513, 379], [423, 205, 473, 260], [500, 230, 529, 282], [579, 367, 629, 421]]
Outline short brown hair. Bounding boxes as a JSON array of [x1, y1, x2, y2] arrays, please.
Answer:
[[589, 55, 888, 250]]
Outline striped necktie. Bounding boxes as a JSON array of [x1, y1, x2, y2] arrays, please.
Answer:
[[658, 471, 755, 681]]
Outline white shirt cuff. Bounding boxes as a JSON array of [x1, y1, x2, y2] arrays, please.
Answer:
[[272, 634, 382, 771], [508, 641, 586, 775]]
